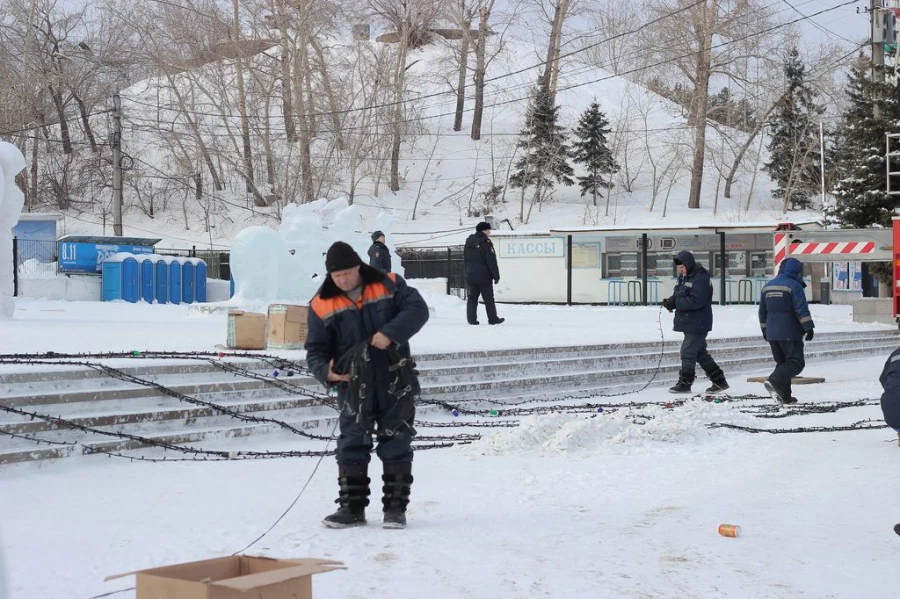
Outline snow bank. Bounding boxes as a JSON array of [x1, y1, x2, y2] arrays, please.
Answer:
[[468, 399, 759, 455]]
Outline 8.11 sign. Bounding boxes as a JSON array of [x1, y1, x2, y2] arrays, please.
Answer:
[[58, 240, 154, 274]]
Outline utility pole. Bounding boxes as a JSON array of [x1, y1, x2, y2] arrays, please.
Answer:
[[112, 92, 123, 236], [819, 121, 826, 208], [873, 0, 886, 118]]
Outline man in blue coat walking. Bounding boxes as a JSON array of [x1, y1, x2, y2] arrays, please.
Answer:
[[878, 348, 900, 443], [662, 250, 729, 394], [758, 257, 815, 404]]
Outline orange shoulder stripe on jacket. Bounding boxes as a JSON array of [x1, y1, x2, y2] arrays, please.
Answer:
[[311, 295, 354, 320], [361, 281, 394, 304]]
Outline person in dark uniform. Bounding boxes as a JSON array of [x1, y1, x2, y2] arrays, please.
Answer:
[[662, 250, 729, 394], [305, 241, 429, 529], [368, 230, 392, 272], [464, 221, 504, 325], [758, 257, 815, 404], [878, 348, 900, 443]]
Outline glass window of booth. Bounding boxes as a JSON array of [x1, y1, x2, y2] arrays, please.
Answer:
[[750, 251, 773, 277], [712, 251, 748, 277], [637, 253, 678, 278], [605, 252, 639, 277]]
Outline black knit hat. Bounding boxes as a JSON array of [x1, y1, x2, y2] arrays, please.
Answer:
[[476, 221, 491, 232], [371, 230, 385, 242], [325, 241, 363, 273]]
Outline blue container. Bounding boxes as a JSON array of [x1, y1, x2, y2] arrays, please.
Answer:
[[122, 257, 139, 303], [182, 261, 195, 304], [102, 260, 123, 301], [168, 261, 182, 305], [140, 259, 154, 303], [195, 260, 208, 303], [155, 260, 168, 304], [229, 275, 235, 299]]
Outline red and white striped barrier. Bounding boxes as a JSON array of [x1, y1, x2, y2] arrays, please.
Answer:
[[774, 232, 876, 265]]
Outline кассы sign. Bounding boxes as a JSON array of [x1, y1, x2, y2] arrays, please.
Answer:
[[498, 237, 566, 258]]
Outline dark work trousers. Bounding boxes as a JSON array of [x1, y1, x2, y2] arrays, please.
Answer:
[[335, 384, 416, 466], [467, 281, 499, 323], [680, 332, 717, 373], [767, 340, 805, 401]]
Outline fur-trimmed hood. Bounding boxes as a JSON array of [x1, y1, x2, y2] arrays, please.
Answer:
[[317, 263, 387, 299]]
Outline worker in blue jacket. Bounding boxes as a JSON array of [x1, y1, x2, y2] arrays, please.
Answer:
[[661, 250, 729, 394], [758, 257, 815, 404], [878, 348, 900, 442]]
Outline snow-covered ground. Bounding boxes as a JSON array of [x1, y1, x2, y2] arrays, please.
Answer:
[[0, 294, 893, 355], [1, 296, 899, 598]]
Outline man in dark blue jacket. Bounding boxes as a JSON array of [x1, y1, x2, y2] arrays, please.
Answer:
[[464, 221, 504, 325], [662, 250, 729, 394], [367, 230, 392, 272], [759, 257, 815, 404], [878, 348, 900, 442], [305, 241, 429, 529]]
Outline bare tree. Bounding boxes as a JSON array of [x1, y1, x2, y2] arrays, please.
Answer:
[[447, 0, 476, 131], [646, 0, 780, 209], [575, 0, 640, 75], [368, 0, 441, 192], [535, 0, 576, 104]]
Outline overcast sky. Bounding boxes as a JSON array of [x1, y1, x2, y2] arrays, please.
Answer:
[[794, 0, 870, 49]]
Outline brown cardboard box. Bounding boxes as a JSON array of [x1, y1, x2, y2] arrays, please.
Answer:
[[267, 304, 308, 349], [106, 555, 343, 599], [226, 310, 267, 350]]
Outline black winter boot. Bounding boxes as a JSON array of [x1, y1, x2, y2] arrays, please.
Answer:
[[703, 365, 729, 394], [382, 462, 413, 529], [668, 369, 695, 394], [322, 464, 370, 529]]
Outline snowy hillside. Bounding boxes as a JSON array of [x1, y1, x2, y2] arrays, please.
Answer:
[[50, 36, 823, 251]]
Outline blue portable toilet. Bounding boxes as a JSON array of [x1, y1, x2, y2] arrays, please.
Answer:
[[140, 258, 154, 303], [168, 259, 182, 305], [102, 258, 124, 301], [182, 261, 195, 304], [122, 256, 139, 303], [155, 260, 168, 304], [195, 260, 207, 303]]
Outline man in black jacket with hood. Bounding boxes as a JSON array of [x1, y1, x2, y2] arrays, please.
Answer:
[[661, 250, 729, 394], [306, 241, 429, 529], [464, 221, 504, 325], [368, 230, 392, 272]]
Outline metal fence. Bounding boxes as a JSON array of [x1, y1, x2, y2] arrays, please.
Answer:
[[14, 239, 57, 277], [154, 248, 231, 281], [395, 246, 466, 297]]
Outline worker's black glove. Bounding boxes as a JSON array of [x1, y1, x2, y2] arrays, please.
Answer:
[[661, 297, 675, 312], [804, 329, 814, 342]]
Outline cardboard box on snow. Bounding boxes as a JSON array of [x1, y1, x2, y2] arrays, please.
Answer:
[[226, 310, 267, 350], [106, 555, 343, 599], [267, 304, 308, 349]]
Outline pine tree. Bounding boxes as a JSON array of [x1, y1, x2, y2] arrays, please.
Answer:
[[509, 80, 574, 221], [571, 101, 619, 206], [763, 47, 826, 211], [830, 53, 900, 228]]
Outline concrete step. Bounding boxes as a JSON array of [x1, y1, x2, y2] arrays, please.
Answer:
[[1, 330, 895, 464], [1, 395, 333, 437]]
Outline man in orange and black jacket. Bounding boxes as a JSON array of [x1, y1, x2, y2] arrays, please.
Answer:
[[305, 241, 429, 530]]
